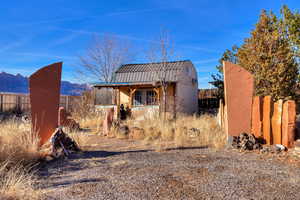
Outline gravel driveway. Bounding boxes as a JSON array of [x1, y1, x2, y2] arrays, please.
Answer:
[[40, 137, 300, 200]]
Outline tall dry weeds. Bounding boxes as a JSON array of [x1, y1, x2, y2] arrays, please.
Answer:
[[0, 120, 40, 165], [121, 114, 226, 150], [0, 120, 42, 200], [70, 92, 104, 133], [0, 161, 41, 200]]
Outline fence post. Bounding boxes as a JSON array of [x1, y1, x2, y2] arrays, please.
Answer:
[[17, 95, 21, 112], [0, 94, 2, 112], [66, 96, 69, 111]]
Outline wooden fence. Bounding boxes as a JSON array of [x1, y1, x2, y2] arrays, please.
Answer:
[[0, 93, 80, 113], [198, 89, 219, 111]]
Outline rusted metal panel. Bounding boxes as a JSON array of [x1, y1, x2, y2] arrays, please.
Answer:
[[263, 96, 272, 145], [223, 61, 254, 136], [282, 100, 296, 148], [29, 62, 62, 145], [271, 100, 283, 145], [251, 96, 263, 138]]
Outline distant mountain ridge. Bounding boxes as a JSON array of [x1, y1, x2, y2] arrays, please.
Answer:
[[0, 72, 88, 96]]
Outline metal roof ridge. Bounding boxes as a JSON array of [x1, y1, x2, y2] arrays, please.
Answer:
[[120, 60, 191, 67]]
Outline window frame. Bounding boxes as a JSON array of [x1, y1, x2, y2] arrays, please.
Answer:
[[132, 89, 158, 106]]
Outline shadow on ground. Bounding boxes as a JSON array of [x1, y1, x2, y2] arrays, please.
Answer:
[[45, 177, 107, 189], [68, 149, 150, 159], [165, 146, 209, 151]]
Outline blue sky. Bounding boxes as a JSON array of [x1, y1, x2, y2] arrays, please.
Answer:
[[0, 0, 299, 88]]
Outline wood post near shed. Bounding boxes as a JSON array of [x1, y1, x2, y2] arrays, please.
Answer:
[[153, 88, 160, 105], [117, 87, 121, 119]]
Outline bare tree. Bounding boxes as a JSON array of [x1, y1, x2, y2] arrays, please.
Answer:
[[78, 34, 133, 82], [147, 29, 178, 120], [77, 34, 134, 104]]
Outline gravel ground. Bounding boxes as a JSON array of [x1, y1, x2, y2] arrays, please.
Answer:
[[39, 137, 300, 200]]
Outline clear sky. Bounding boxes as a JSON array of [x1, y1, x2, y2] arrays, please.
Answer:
[[0, 0, 299, 88]]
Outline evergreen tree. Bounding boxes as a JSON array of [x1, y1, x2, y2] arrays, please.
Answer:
[[280, 5, 300, 82], [237, 10, 298, 100], [210, 45, 238, 100]]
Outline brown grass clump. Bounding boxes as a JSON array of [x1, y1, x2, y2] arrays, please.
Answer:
[[174, 114, 226, 149], [68, 131, 91, 150], [70, 92, 104, 132], [0, 120, 42, 200], [0, 161, 41, 200], [0, 120, 40, 165], [78, 113, 104, 131]]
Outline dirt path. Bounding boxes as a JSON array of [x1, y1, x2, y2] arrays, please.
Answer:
[[40, 136, 300, 200]]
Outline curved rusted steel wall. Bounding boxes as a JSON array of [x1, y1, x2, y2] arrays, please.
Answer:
[[29, 62, 62, 145]]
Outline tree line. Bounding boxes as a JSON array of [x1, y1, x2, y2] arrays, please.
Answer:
[[210, 5, 300, 101]]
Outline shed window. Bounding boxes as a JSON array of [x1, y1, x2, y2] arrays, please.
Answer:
[[133, 89, 158, 106], [146, 91, 157, 105], [133, 91, 142, 106]]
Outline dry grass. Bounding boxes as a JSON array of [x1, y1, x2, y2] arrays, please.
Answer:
[[117, 114, 226, 150], [0, 120, 40, 166], [77, 113, 104, 131], [68, 131, 92, 150], [68, 112, 226, 151], [70, 92, 104, 133], [0, 120, 42, 200], [0, 161, 41, 200]]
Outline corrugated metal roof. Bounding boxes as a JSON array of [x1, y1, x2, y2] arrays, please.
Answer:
[[93, 81, 158, 88], [113, 60, 191, 83]]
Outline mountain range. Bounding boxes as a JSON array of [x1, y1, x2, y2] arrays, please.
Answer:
[[0, 72, 88, 96]]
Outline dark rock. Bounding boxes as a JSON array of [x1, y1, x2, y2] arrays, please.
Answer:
[[187, 128, 201, 138], [232, 132, 262, 151], [119, 125, 129, 136]]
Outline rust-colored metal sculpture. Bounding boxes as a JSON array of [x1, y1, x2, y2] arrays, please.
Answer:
[[251, 96, 263, 138], [223, 61, 254, 136], [263, 96, 272, 145], [282, 100, 296, 148], [271, 100, 283, 145], [30, 62, 62, 145]]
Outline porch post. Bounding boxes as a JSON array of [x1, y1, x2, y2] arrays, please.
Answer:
[[117, 87, 121, 119], [154, 87, 160, 105], [129, 88, 137, 108]]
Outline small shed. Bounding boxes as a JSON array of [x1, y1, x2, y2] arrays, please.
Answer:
[[93, 60, 198, 119]]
